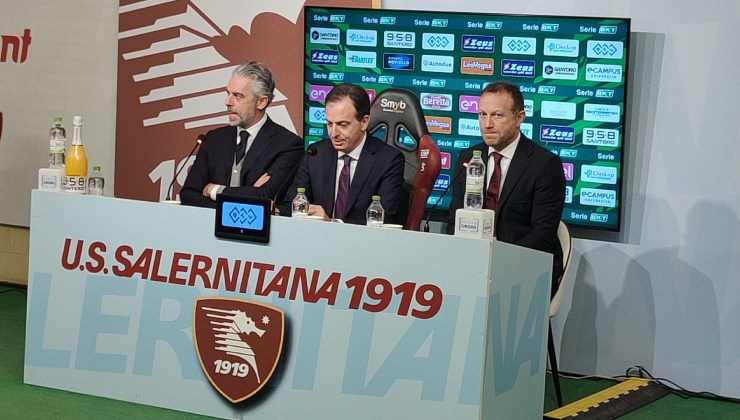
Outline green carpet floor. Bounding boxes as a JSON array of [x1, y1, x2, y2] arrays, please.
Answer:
[[2, 285, 739, 419]]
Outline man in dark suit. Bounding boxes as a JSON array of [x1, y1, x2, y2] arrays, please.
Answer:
[[180, 61, 303, 208], [448, 81, 566, 293], [277, 83, 405, 225]]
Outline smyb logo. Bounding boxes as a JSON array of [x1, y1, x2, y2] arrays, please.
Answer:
[[194, 298, 284, 403]]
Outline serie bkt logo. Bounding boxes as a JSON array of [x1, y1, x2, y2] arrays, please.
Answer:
[[194, 298, 285, 403]]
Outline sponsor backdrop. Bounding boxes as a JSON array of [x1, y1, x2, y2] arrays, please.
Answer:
[[302, 7, 629, 230], [2, 0, 740, 404]]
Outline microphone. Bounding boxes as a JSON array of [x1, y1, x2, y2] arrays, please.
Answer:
[[422, 162, 467, 233], [271, 146, 318, 213], [165, 134, 205, 201]]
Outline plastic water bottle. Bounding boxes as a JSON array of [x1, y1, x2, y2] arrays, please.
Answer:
[[48, 117, 66, 168], [464, 150, 485, 210], [63, 115, 88, 194], [291, 187, 309, 218], [366, 195, 384, 227], [88, 166, 105, 196]]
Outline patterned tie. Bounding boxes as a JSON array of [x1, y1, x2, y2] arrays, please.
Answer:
[[235, 130, 249, 164], [334, 154, 352, 219], [485, 152, 503, 211]]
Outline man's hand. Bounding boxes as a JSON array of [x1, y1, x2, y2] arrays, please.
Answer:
[[253, 173, 270, 187], [308, 204, 331, 221], [202, 183, 218, 197]]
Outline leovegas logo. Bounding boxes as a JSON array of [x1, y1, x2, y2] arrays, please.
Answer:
[[193, 297, 284, 403], [0, 28, 32, 63], [425, 116, 452, 134], [460, 57, 494, 75]]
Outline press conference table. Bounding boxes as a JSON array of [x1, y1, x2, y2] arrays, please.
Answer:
[[25, 190, 552, 420]]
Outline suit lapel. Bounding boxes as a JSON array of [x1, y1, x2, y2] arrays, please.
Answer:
[[498, 136, 533, 208], [240, 118, 275, 178]]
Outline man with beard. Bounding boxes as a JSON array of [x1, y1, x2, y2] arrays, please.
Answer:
[[180, 61, 303, 208]]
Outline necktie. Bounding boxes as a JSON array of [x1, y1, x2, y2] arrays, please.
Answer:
[[486, 152, 503, 211], [235, 130, 249, 164], [334, 154, 352, 219]]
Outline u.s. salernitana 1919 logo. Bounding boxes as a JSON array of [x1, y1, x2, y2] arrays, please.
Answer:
[[194, 298, 284, 403]]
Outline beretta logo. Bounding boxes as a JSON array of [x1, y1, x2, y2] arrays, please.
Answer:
[[194, 298, 284, 403]]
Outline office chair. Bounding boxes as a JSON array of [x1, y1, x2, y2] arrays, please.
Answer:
[[548, 221, 573, 407], [367, 89, 441, 231]]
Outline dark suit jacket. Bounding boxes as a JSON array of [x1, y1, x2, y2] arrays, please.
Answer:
[[277, 136, 405, 225], [180, 117, 304, 208], [448, 135, 566, 293]]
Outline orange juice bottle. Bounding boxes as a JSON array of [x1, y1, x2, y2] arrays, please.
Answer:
[[63, 115, 88, 194]]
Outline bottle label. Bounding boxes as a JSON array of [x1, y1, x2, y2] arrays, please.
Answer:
[[62, 176, 88, 194], [50, 139, 65, 152], [465, 177, 483, 193]]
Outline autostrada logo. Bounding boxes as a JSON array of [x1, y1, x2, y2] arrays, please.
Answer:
[[194, 298, 284, 403]]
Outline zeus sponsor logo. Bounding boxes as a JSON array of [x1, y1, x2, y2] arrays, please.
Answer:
[[384, 53, 414, 70], [310, 50, 338, 65], [587, 40, 623, 59], [384, 31, 415, 48], [308, 85, 333, 102], [421, 55, 454, 73], [565, 186, 573, 204], [584, 104, 620, 123], [502, 36, 537, 55], [422, 33, 455, 50], [425, 116, 452, 134], [544, 38, 579, 57], [541, 101, 576, 120], [543, 61, 578, 80], [581, 165, 618, 184], [460, 57, 494, 75], [501, 59, 535, 77], [434, 174, 451, 191], [346, 50, 376, 68], [540, 125, 575, 143], [458, 118, 480, 136], [420, 93, 452, 111], [346, 29, 377, 47], [459, 95, 479, 113], [583, 128, 620, 147], [462, 35, 495, 52], [308, 107, 325, 124], [563, 163, 574, 181], [580, 188, 617, 207], [520, 123, 533, 138], [310, 27, 340, 44], [524, 100, 533, 117], [586, 64, 622, 82]]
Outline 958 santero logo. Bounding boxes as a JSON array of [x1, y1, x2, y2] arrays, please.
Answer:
[[194, 298, 285, 403]]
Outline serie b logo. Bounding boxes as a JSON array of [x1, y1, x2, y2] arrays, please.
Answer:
[[193, 298, 285, 403]]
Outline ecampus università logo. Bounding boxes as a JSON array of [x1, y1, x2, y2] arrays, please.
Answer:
[[194, 298, 284, 403]]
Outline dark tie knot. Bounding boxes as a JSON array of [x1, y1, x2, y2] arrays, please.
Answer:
[[235, 130, 249, 164]]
